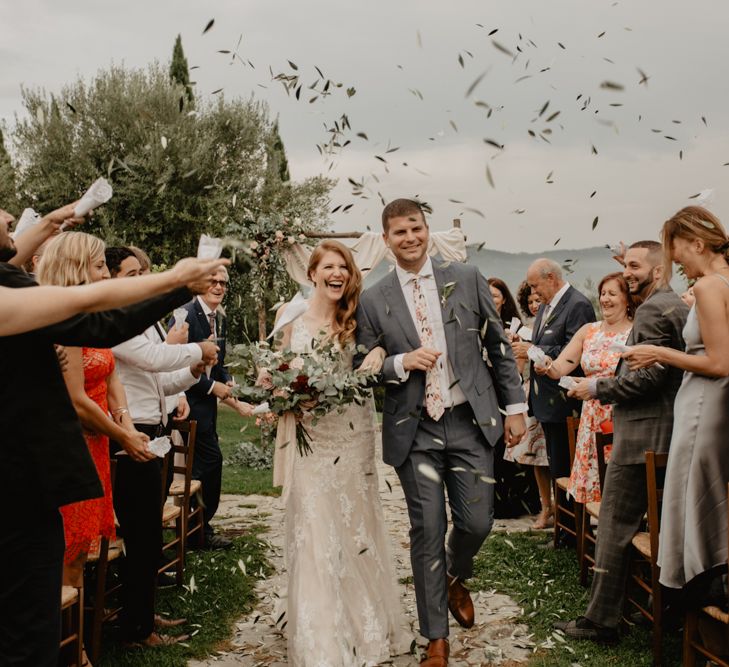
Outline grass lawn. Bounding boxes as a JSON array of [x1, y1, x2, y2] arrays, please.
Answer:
[[99, 526, 271, 667], [473, 531, 682, 666], [217, 405, 279, 497]]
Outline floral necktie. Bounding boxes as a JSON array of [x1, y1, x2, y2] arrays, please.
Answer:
[[411, 276, 445, 421]]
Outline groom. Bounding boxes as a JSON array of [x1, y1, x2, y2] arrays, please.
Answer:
[[356, 199, 527, 666]]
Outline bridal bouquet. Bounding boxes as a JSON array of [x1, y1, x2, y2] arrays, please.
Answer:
[[227, 338, 374, 456]]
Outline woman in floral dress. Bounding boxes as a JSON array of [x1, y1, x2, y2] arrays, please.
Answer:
[[542, 273, 633, 503]]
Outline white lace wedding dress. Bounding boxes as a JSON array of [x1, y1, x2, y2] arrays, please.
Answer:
[[285, 318, 406, 666]]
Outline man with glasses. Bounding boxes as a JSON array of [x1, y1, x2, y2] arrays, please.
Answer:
[[174, 267, 243, 549]]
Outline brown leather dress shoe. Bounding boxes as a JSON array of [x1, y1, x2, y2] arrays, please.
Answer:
[[447, 574, 475, 628], [420, 638, 449, 666]]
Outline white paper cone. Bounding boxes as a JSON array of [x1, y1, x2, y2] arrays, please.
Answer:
[[13, 208, 41, 238], [173, 307, 188, 330], [558, 376, 577, 390], [74, 177, 113, 217], [517, 326, 533, 342], [148, 436, 172, 458], [197, 234, 224, 260], [527, 345, 547, 368]]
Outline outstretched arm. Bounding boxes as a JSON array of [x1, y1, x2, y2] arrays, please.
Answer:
[[623, 278, 729, 377], [9, 202, 84, 268], [1, 257, 229, 340], [545, 323, 590, 379]]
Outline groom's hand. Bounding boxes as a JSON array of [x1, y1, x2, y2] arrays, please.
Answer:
[[403, 347, 441, 372], [504, 413, 527, 447]]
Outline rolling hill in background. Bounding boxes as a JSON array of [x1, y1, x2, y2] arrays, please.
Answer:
[[363, 245, 687, 302]]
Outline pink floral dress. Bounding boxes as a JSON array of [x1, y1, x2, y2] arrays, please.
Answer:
[[568, 323, 631, 503]]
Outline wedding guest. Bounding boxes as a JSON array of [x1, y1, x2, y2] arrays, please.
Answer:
[[129, 245, 152, 274], [512, 259, 596, 485], [37, 234, 156, 591], [107, 246, 219, 647], [623, 207, 729, 604], [0, 205, 229, 665], [175, 266, 237, 549], [517, 280, 539, 327], [506, 281, 552, 528], [542, 273, 633, 503], [487, 277, 541, 518], [556, 241, 688, 643]]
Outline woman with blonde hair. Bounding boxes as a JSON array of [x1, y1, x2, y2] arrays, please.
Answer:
[[38, 233, 155, 591], [273, 240, 406, 666], [624, 206, 729, 600]]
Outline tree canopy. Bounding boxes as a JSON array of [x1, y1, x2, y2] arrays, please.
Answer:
[[6, 62, 333, 339]]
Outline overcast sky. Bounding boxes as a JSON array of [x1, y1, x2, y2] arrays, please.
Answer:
[[2, 0, 727, 251]]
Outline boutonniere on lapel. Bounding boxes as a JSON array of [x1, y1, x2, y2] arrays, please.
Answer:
[[440, 281, 457, 307]]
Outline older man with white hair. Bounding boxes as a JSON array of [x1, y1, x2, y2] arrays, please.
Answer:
[[173, 265, 251, 549], [512, 258, 595, 492]]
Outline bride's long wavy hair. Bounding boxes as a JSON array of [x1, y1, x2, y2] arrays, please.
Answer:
[[307, 240, 362, 346]]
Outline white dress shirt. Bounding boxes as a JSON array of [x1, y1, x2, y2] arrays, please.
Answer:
[[392, 257, 467, 408], [539, 281, 571, 333], [393, 257, 526, 415], [113, 327, 202, 425]]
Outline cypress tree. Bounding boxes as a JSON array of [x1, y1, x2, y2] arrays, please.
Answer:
[[270, 120, 290, 182], [170, 34, 194, 104]]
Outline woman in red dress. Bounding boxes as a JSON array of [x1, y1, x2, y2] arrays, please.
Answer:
[[37, 232, 153, 587]]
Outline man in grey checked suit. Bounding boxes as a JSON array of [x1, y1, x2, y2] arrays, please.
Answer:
[[355, 199, 527, 667], [557, 240, 689, 642]]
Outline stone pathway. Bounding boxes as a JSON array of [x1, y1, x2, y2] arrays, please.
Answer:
[[191, 440, 539, 666]]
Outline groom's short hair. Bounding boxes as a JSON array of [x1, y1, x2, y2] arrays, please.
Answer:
[[381, 199, 427, 232]]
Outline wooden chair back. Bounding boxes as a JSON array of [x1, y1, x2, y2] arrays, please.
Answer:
[[166, 420, 204, 546], [626, 450, 669, 667], [681, 483, 729, 667], [578, 430, 613, 586], [59, 585, 84, 666], [553, 415, 583, 552]]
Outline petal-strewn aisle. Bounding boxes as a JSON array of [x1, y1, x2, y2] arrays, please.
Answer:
[[190, 435, 535, 666]]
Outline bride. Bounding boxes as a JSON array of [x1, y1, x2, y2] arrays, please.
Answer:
[[273, 240, 406, 666]]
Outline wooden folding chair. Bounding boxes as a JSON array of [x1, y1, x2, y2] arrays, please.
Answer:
[[166, 420, 204, 550], [578, 430, 611, 586], [158, 500, 185, 585], [553, 416, 582, 552], [682, 482, 729, 667], [626, 450, 669, 667], [59, 585, 84, 667], [84, 458, 124, 664]]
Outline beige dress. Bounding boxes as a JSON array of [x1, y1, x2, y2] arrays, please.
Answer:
[[285, 318, 406, 666], [658, 295, 729, 588]]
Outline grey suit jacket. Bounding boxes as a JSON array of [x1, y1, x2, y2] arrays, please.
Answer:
[[355, 260, 525, 468], [595, 286, 689, 465], [529, 286, 596, 423]]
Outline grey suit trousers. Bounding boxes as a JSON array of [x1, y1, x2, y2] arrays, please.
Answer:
[[395, 403, 494, 639], [585, 461, 647, 628]]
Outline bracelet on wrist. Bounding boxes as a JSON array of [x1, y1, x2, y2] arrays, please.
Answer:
[[111, 407, 129, 415]]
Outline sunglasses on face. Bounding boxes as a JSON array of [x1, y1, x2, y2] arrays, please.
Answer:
[[209, 280, 228, 288]]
